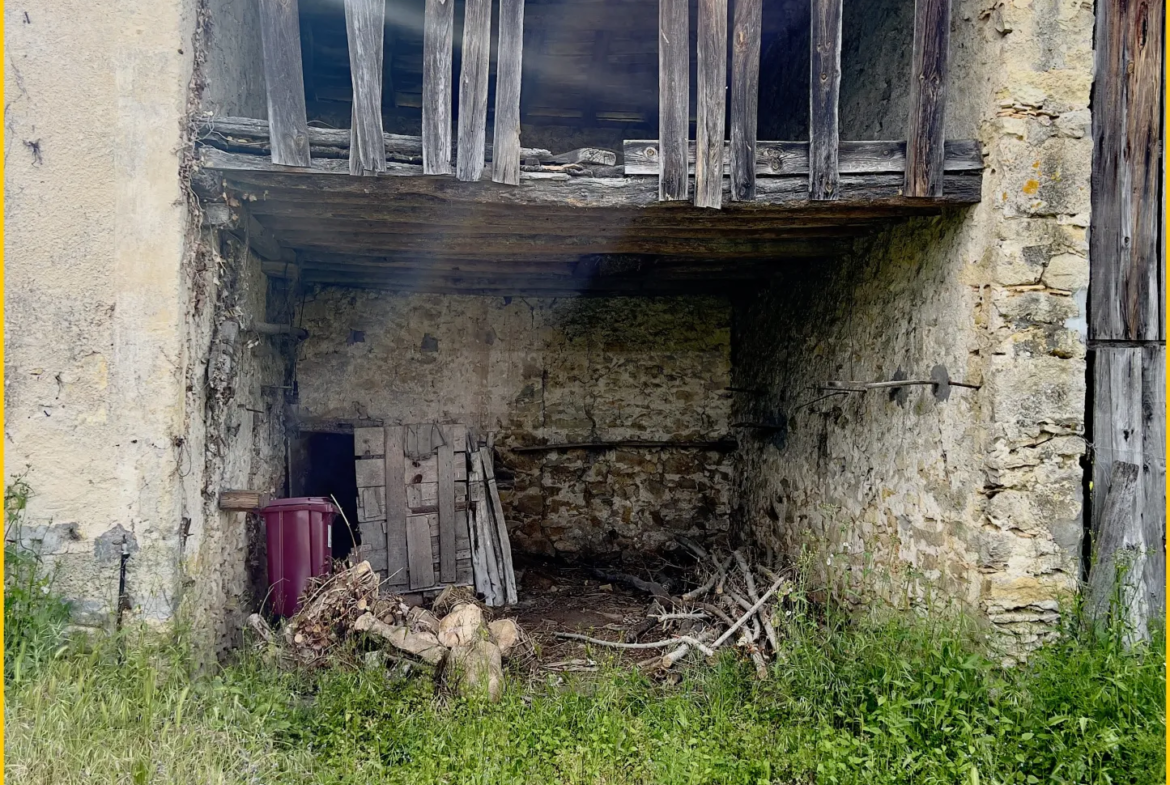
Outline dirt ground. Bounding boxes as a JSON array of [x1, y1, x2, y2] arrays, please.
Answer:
[[509, 557, 671, 666]]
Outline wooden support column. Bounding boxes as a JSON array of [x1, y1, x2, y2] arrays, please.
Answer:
[[1088, 0, 1165, 628], [658, 0, 689, 201], [258, 0, 311, 167], [456, 0, 492, 182], [492, 0, 525, 186], [344, 0, 387, 176], [729, 0, 762, 202], [695, 0, 728, 209], [904, 0, 951, 197], [809, 0, 841, 200], [422, 0, 455, 174]]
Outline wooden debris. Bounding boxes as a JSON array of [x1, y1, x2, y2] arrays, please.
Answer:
[[488, 618, 522, 655], [354, 612, 448, 664], [437, 602, 485, 647]]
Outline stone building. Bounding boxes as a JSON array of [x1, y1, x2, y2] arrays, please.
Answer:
[[5, 0, 1163, 657]]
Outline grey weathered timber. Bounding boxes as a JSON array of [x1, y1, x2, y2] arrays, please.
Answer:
[[345, 0, 387, 176], [258, 0, 311, 167], [1140, 345, 1166, 619], [904, 0, 951, 197], [809, 0, 841, 200], [200, 116, 550, 162], [729, 0, 762, 201], [1090, 0, 1164, 341], [624, 139, 982, 176], [437, 437, 457, 583], [384, 426, 409, 586], [492, 0, 525, 185], [1088, 461, 1145, 637], [695, 0, 728, 208], [406, 514, 436, 590], [456, 0, 492, 182], [545, 148, 618, 166], [202, 146, 984, 209], [658, 0, 689, 201], [422, 0, 455, 174], [481, 449, 518, 604]]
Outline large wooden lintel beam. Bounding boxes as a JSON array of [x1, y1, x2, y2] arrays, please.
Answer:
[[624, 139, 982, 177], [905, 0, 951, 197]]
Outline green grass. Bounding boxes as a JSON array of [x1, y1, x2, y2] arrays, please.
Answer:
[[5, 481, 1165, 784]]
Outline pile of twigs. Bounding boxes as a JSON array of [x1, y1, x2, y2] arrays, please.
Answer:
[[554, 540, 793, 677]]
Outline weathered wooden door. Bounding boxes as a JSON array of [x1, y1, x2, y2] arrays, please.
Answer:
[[353, 424, 473, 593]]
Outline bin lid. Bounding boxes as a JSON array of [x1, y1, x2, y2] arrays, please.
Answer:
[[260, 496, 338, 514]]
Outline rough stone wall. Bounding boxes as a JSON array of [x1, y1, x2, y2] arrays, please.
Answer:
[[177, 232, 292, 654], [3, 0, 199, 627], [296, 291, 733, 558], [734, 0, 1093, 654]]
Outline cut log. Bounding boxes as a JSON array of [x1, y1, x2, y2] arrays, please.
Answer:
[[353, 612, 447, 664], [437, 602, 485, 648]]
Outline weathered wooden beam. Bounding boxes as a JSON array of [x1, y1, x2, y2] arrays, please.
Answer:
[[545, 148, 618, 166], [904, 0, 951, 197], [1139, 344, 1165, 619], [258, 0, 311, 167], [456, 0, 492, 181], [624, 138, 982, 176], [1088, 461, 1145, 636], [809, 0, 842, 200], [510, 440, 738, 452], [492, 0, 526, 186], [658, 0, 690, 201], [1089, 0, 1163, 340], [729, 0, 762, 202], [199, 116, 551, 162], [344, 0, 387, 176], [695, 0, 729, 209], [219, 490, 272, 512], [422, 0, 456, 174]]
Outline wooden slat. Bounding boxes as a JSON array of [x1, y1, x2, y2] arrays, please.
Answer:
[[422, 0, 456, 174], [406, 514, 436, 590], [809, 0, 842, 200], [904, 0, 951, 197], [624, 139, 983, 176], [466, 450, 497, 604], [258, 0, 311, 167], [1089, 0, 1164, 340], [355, 458, 383, 488], [357, 486, 386, 522], [344, 0, 386, 176], [437, 438, 457, 583], [1140, 345, 1165, 619], [480, 449, 518, 604], [694, 0, 728, 209], [729, 0, 762, 201], [456, 0, 492, 182], [1088, 461, 1145, 634], [354, 427, 384, 458], [384, 426, 409, 586], [658, 0, 689, 201], [491, 0, 525, 185]]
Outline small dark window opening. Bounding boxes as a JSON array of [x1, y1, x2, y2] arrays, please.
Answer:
[[300, 432, 361, 562]]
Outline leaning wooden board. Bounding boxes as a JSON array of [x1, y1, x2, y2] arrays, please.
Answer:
[[353, 423, 472, 592]]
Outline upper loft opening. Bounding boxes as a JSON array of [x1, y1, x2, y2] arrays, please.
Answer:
[[294, 0, 922, 149], [194, 0, 981, 294]]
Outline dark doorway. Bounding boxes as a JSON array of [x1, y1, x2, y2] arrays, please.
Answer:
[[299, 431, 361, 562]]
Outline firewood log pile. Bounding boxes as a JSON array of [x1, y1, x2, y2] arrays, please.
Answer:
[[246, 562, 526, 701], [554, 540, 794, 678]]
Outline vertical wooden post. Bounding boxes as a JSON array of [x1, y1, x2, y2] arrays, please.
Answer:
[[729, 0, 762, 202], [258, 0, 312, 167], [456, 0, 492, 182], [437, 437, 457, 583], [695, 0, 728, 209], [658, 0, 690, 201], [344, 0, 386, 176], [422, 0, 455, 174], [809, 0, 841, 200], [1088, 0, 1165, 626], [492, 0, 526, 186], [904, 0, 951, 197]]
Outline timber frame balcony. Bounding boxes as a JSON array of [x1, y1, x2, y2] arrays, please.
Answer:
[[195, 0, 981, 295]]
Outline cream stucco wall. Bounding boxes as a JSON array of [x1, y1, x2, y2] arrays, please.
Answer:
[[4, 1, 200, 624]]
